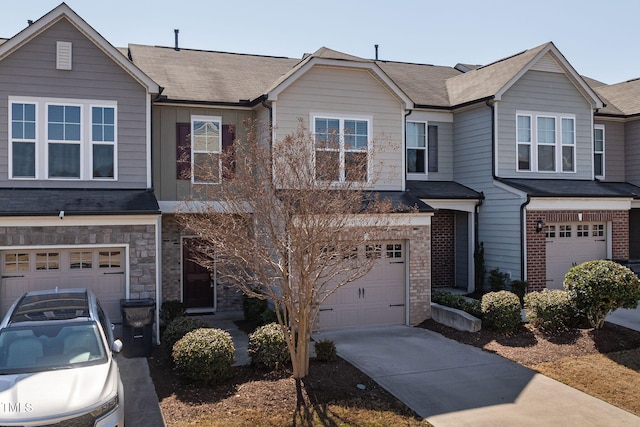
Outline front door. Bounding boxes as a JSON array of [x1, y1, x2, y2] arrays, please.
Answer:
[[182, 239, 214, 309]]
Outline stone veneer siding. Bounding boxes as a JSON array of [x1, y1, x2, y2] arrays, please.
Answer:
[[161, 215, 243, 312], [0, 224, 157, 299], [431, 210, 455, 288], [526, 210, 629, 292]]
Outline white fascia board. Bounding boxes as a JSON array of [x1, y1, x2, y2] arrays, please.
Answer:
[[159, 200, 253, 214], [422, 199, 478, 213], [527, 197, 632, 211], [406, 110, 454, 123], [494, 44, 603, 109], [0, 214, 159, 227], [632, 200, 640, 209], [267, 58, 414, 109], [0, 4, 159, 93]]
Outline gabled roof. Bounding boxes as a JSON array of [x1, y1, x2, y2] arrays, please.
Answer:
[[0, 3, 159, 93], [446, 42, 603, 109], [265, 47, 414, 109]]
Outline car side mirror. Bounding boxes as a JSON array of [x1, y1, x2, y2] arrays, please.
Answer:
[[112, 339, 123, 354]]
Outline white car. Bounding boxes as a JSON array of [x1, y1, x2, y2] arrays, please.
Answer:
[[0, 288, 124, 426]]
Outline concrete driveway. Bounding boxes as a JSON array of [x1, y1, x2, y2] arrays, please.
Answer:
[[314, 326, 640, 427]]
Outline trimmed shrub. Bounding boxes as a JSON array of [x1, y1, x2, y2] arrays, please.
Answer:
[[172, 328, 235, 385], [481, 291, 522, 333], [160, 300, 186, 325], [564, 259, 640, 329], [432, 291, 482, 319], [524, 289, 575, 333], [247, 322, 290, 370], [162, 316, 210, 355], [314, 339, 337, 363]]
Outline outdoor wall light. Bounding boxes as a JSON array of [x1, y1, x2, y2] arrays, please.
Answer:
[[535, 219, 545, 233]]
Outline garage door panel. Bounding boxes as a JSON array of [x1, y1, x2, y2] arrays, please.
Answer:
[[1, 248, 126, 322], [545, 223, 606, 290], [318, 241, 406, 330]]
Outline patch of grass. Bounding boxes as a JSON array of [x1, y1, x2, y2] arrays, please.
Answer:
[[534, 348, 640, 416]]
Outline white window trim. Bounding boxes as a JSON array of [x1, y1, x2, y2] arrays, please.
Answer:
[[406, 120, 428, 177], [561, 117, 576, 173], [90, 103, 119, 181], [8, 100, 38, 179], [191, 115, 222, 185], [8, 96, 118, 181], [594, 124, 605, 179], [310, 113, 372, 184], [516, 110, 576, 173]]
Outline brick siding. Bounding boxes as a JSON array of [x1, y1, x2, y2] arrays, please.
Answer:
[[431, 210, 455, 288]]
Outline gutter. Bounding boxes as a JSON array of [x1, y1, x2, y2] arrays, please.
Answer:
[[519, 195, 531, 282]]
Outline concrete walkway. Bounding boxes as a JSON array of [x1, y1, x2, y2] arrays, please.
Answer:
[[314, 326, 640, 427], [119, 355, 166, 427]]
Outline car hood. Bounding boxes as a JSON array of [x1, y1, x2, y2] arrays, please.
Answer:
[[0, 361, 118, 424]]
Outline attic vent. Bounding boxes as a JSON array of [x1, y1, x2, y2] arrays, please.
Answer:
[[56, 41, 72, 70]]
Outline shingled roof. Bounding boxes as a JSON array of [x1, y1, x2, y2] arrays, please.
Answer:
[[594, 78, 640, 116]]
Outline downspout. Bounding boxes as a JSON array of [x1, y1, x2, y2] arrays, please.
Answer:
[[520, 196, 531, 281]]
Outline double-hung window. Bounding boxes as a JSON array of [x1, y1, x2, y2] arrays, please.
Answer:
[[594, 125, 605, 178], [8, 97, 117, 180], [191, 115, 221, 184], [10, 102, 37, 178], [407, 121, 439, 175], [516, 111, 575, 173], [314, 116, 369, 182]]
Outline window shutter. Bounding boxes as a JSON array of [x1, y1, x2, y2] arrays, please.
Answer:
[[428, 125, 438, 172], [176, 123, 191, 180], [222, 124, 236, 178]]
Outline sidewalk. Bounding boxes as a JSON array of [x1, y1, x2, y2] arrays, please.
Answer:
[[607, 303, 640, 332], [119, 355, 166, 427]]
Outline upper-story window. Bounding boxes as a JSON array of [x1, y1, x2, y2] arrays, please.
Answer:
[[516, 111, 575, 173], [191, 116, 221, 184], [9, 97, 117, 180], [313, 115, 370, 182], [594, 125, 605, 178], [407, 121, 438, 175]]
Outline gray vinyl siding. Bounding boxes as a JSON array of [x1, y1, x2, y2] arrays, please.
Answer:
[[152, 105, 253, 201], [596, 119, 624, 182], [624, 118, 640, 186], [453, 105, 523, 281], [0, 19, 148, 188], [496, 70, 594, 180], [274, 65, 403, 191]]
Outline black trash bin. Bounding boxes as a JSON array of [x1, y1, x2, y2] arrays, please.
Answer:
[[120, 298, 155, 357]]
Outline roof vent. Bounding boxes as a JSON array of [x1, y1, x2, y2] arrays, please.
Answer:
[[174, 29, 179, 51], [56, 41, 72, 70], [375, 44, 379, 60]]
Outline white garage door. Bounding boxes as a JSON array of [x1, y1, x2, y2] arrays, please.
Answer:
[[318, 241, 406, 330], [0, 248, 126, 322], [545, 223, 606, 289]]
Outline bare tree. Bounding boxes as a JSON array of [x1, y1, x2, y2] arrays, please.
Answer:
[[177, 118, 408, 393]]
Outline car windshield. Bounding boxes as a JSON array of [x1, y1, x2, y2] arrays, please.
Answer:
[[0, 321, 107, 374]]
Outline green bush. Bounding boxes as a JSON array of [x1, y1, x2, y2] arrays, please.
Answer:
[[432, 291, 482, 318], [260, 308, 278, 325], [247, 322, 291, 370], [160, 300, 186, 325], [162, 316, 210, 355], [243, 295, 267, 323], [510, 280, 528, 307], [524, 289, 575, 333], [314, 339, 337, 363], [564, 260, 640, 329], [488, 268, 509, 292], [172, 328, 235, 385], [481, 291, 522, 333]]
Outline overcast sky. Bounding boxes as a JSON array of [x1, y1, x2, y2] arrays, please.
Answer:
[[1, 0, 638, 85]]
